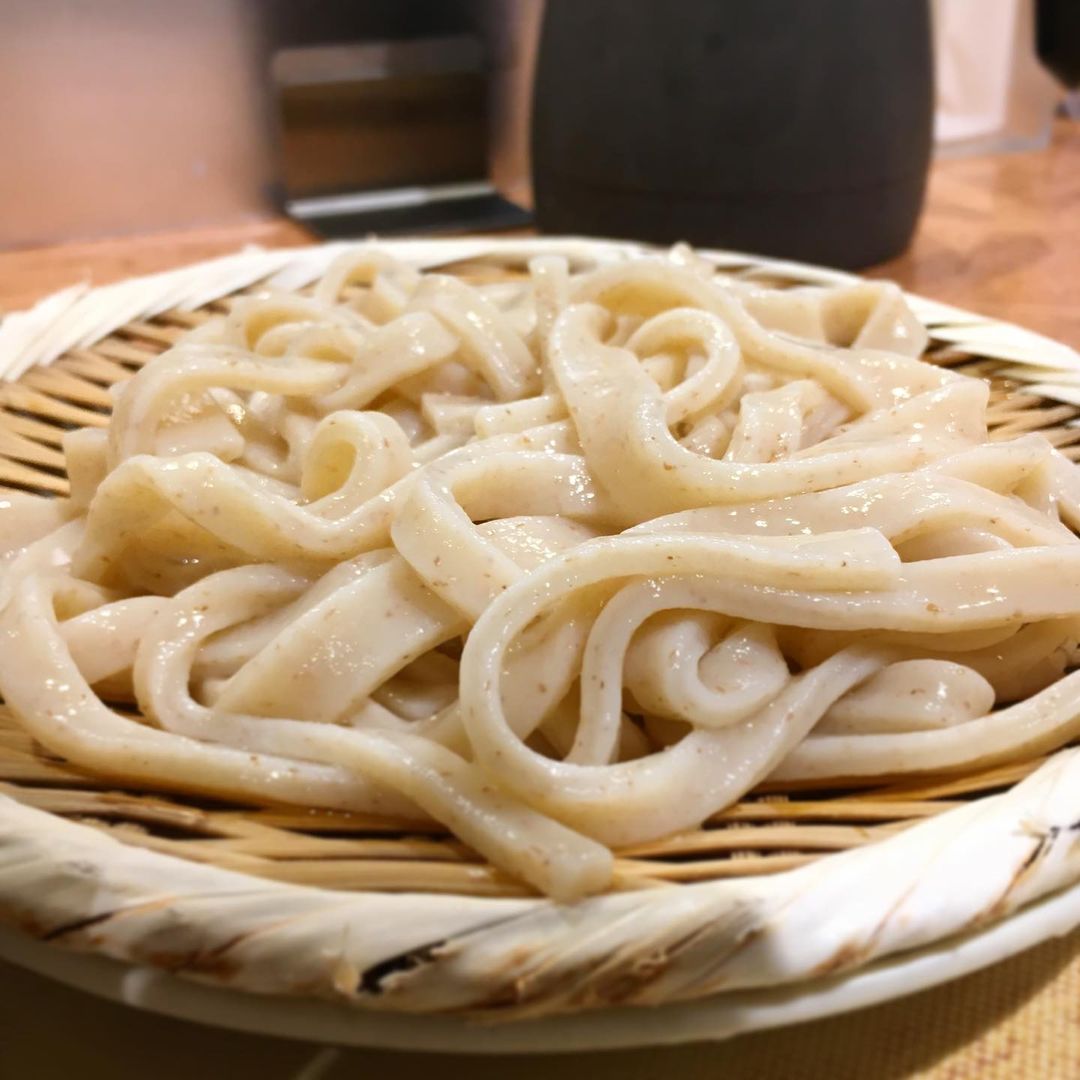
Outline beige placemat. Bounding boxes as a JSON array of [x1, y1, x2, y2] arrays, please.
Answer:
[[3, 932, 1079, 1079]]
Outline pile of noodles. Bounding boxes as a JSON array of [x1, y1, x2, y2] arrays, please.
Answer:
[[2, 245, 1080, 899]]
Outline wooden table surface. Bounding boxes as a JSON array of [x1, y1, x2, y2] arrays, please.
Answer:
[[870, 118, 1080, 346], [1, 119, 1077, 345], [2, 120, 1080, 1080]]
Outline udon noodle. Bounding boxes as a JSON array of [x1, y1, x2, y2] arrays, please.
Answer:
[[2, 245, 1080, 899]]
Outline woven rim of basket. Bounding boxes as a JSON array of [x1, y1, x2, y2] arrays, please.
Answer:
[[2, 236, 1080, 1022]]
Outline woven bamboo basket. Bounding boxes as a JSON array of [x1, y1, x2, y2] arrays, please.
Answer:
[[2, 237, 1080, 1049]]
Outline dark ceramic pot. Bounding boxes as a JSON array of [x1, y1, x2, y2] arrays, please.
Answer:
[[531, 0, 934, 268]]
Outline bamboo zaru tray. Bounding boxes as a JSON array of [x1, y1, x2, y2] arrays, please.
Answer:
[[2, 237, 1080, 1047]]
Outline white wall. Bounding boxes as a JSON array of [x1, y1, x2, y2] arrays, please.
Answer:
[[0, 0, 276, 249]]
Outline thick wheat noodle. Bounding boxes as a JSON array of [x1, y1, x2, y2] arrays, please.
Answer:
[[2, 245, 1079, 899]]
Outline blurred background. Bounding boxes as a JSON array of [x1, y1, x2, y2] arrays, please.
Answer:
[[0, 0, 1074, 265], [0, 0, 540, 247]]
